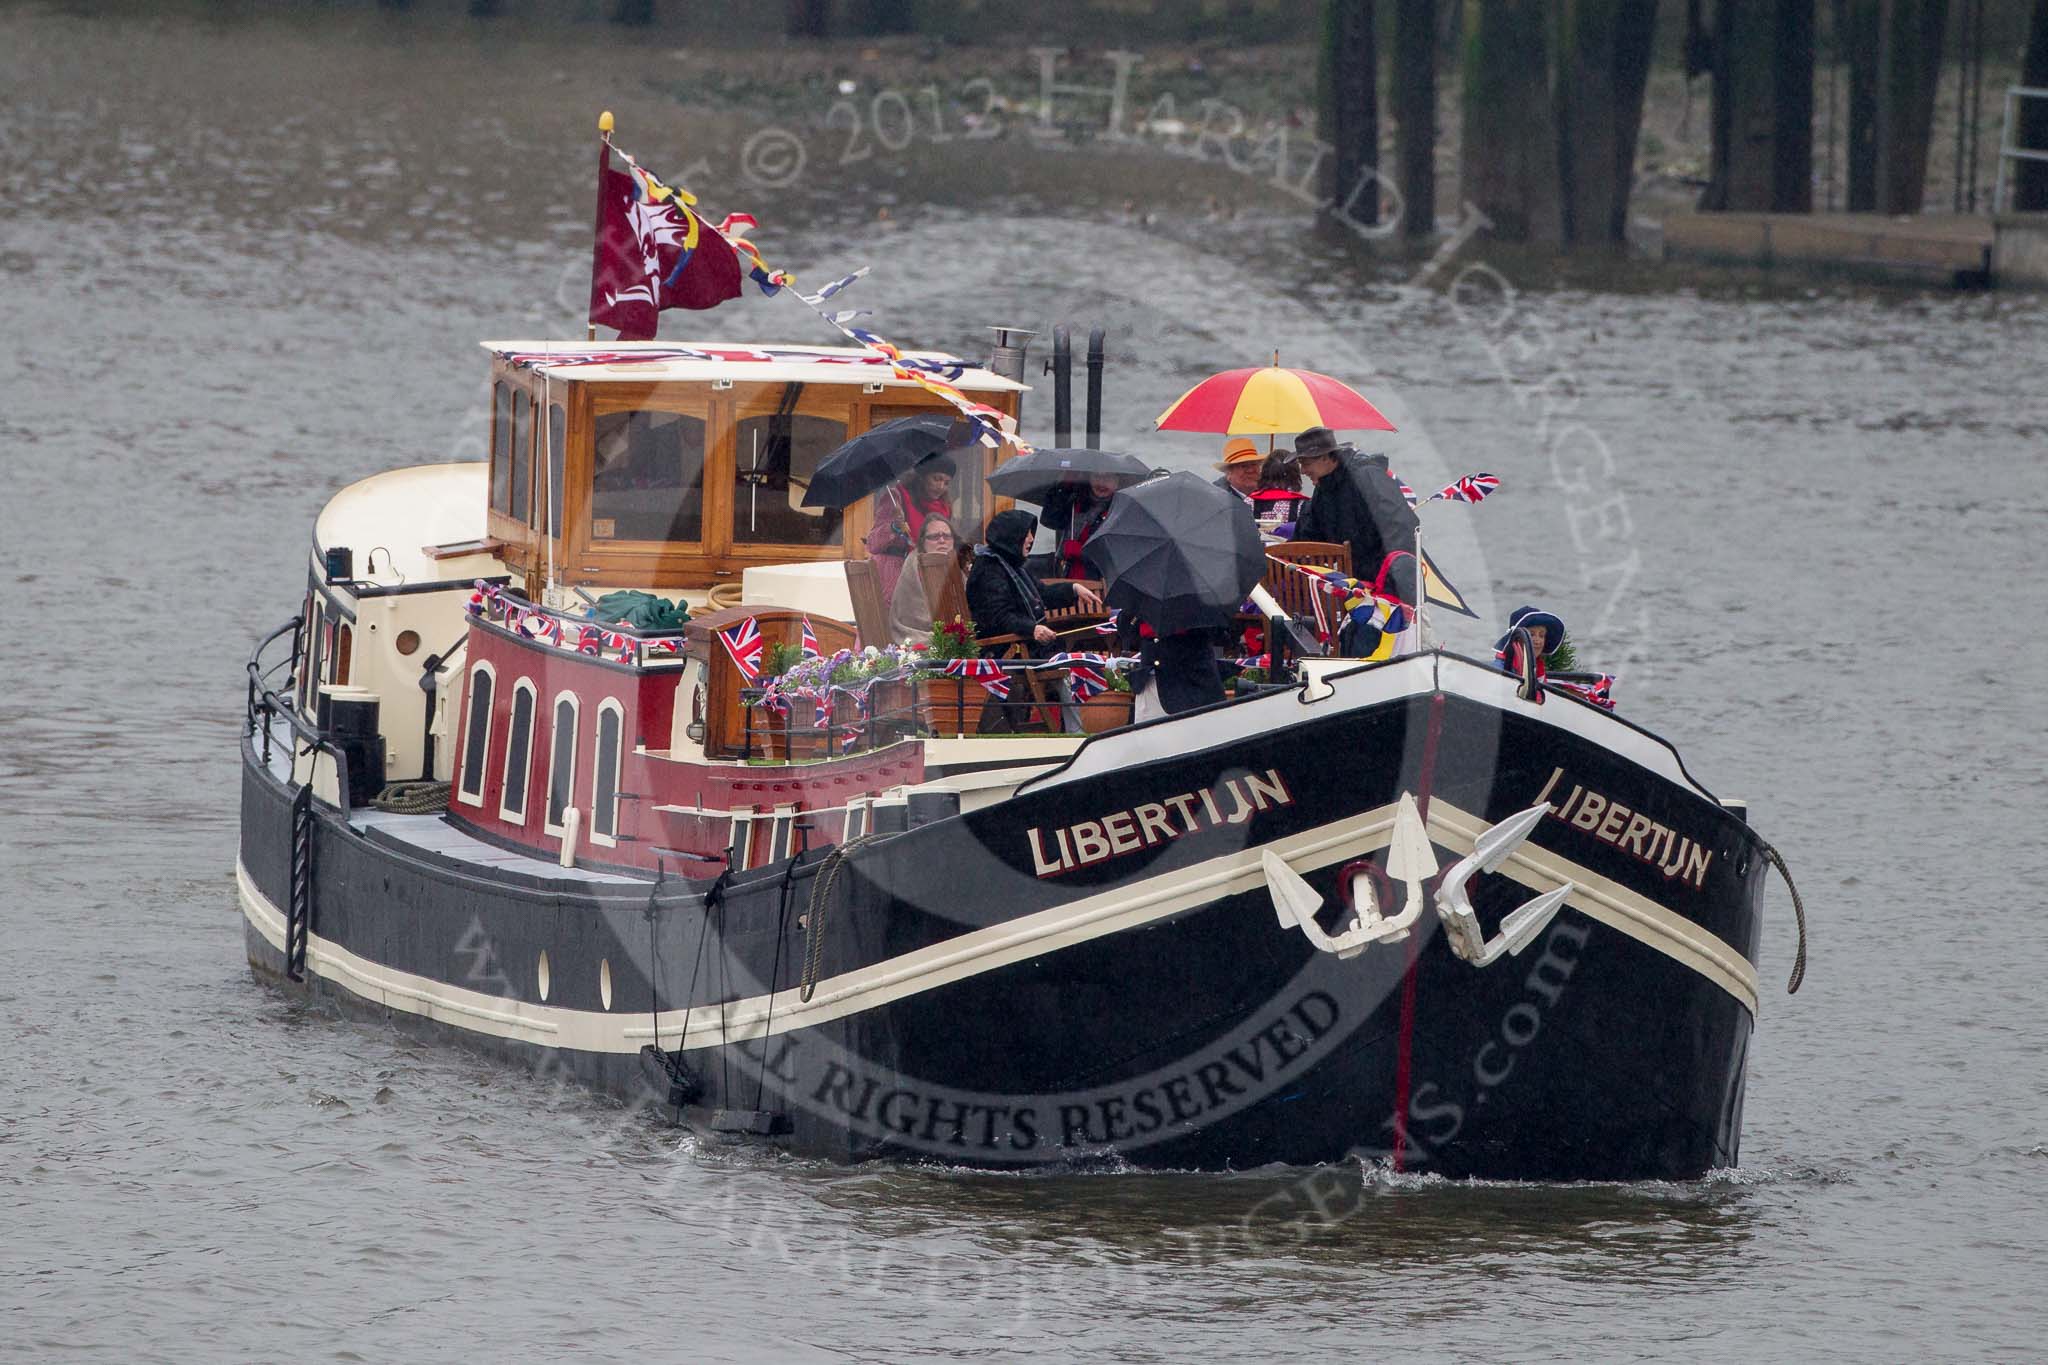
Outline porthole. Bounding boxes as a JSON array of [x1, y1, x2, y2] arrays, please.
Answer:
[[537, 950, 551, 1002], [599, 958, 613, 1011], [396, 629, 421, 656]]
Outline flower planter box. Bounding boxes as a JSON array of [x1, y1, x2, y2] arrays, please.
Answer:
[[867, 679, 917, 742], [1075, 689, 1135, 733], [749, 704, 828, 762], [915, 675, 980, 737]]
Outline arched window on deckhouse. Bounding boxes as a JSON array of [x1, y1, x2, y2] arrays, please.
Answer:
[[545, 692, 581, 838], [589, 699, 625, 848], [457, 661, 496, 807], [498, 679, 537, 825]]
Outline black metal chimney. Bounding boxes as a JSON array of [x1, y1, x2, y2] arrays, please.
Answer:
[[1084, 327, 1105, 450], [1050, 326, 1072, 449]]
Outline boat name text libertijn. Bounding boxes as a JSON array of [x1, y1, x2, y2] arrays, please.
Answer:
[[1026, 769, 1296, 878], [1534, 766, 1712, 889]]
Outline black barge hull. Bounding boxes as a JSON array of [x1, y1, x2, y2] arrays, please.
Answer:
[[239, 656, 1767, 1179]]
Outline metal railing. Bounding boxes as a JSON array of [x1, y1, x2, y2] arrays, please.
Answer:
[[245, 615, 356, 820]]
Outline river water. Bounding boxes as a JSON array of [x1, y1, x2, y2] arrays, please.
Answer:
[[4, 6, 2046, 1360]]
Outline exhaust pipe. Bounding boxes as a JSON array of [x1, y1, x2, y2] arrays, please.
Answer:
[[1050, 325, 1072, 449], [1085, 327, 1105, 450], [987, 326, 1035, 384]]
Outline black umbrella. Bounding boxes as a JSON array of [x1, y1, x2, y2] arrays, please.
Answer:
[[985, 446, 1152, 504], [801, 415, 973, 509], [1082, 471, 1266, 635]]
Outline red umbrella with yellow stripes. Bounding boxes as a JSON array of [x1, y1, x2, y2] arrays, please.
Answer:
[[1155, 360, 1396, 436]]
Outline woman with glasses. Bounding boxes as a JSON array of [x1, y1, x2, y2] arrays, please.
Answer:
[[887, 515, 958, 645]]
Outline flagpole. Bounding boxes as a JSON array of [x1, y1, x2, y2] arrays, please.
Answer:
[[588, 110, 613, 343]]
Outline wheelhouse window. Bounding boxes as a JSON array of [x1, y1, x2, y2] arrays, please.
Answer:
[[334, 623, 353, 687], [544, 403, 565, 537], [591, 408, 707, 544], [732, 394, 846, 548], [544, 693, 580, 836], [510, 389, 532, 525], [457, 662, 496, 807], [498, 679, 536, 824], [490, 381, 512, 515], [589, 700, 625, 846]]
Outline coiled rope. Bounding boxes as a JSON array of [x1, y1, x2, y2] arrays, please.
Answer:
[[370, 780, 450, 814], [800, 834, 881, 1002], [1760, 840, 1808, 994]]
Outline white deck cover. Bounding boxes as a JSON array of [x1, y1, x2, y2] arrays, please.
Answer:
[[479, 340, 1028, 393]]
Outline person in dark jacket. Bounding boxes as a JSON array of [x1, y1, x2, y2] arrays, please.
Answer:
[[1117, 612, 1227, 720], [966, 509, 1103, 730], [1288, 427, 1420, 591]]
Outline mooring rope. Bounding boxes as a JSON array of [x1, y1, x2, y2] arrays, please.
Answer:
[[800, 834, 882, 1003], [370, 780, 450, 814], [1760, 841, 1809, 994]]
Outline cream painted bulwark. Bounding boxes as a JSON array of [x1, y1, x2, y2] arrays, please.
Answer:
[[235, 795, 1755, 1065]]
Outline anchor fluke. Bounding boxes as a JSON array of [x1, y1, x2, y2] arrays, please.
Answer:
[[1495, 884, 1572, 958], [1435, 802, 1576, 967], [1264, 849, 1322, 930]]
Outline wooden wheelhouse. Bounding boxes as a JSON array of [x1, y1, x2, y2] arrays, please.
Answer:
[[477, 340, 1025, 598]]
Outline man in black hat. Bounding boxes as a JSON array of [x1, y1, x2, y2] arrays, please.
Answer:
[[1287, 427, 1420, 601]]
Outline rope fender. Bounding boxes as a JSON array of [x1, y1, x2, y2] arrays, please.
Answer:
[[1759, 840, 1809, 994], [800, 834, 883, 1002]]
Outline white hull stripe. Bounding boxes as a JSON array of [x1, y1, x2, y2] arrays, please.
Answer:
[[1424, 801, 1760, 1015], [236, 802, 1755, 1056]]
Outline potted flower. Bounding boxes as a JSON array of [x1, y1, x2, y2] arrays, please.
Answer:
[[860, 645, 919, 742], [1075, 665, 1135, 733], [916, 616, 981, 736], [1228, 664, 1269, 699], [750, 641, 824, 762]]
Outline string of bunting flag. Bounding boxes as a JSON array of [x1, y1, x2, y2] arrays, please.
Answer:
[[1398, 472, 1501, 506], [587, 119, 1024, 455], [466, 581, 687, 666]]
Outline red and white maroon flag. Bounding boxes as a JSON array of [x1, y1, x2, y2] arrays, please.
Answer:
[[588, 143, 748, 341]]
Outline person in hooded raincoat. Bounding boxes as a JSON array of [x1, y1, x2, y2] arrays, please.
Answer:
[[966, 509, 1103, 730]]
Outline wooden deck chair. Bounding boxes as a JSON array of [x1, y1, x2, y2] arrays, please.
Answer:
[[843, 558, 890, 649], [1262, 540, 1352, 619], [916, 550, 1064, 731]]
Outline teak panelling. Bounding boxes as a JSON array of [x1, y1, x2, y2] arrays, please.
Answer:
[[486, 366, 1021, 592], [683, 606, 857, 759]]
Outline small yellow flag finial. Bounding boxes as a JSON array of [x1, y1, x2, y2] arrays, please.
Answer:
[[598, 111, 615, 136]]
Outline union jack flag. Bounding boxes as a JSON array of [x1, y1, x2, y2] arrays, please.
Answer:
[[718, 616, 764, 681], [945, 656, 1009, 699], [1050, 653, 1110, 701], [576, 624, 605, 657], [603, 629, 636, 665], [1427, 473, 1501, 505], [800, 617, 821, 659], [1093, 610, 1121, 636], [1553, 672, 1617, 710], [522, 611, 562, 645]]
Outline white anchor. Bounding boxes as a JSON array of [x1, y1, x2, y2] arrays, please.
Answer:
[[1433, 802, 1575, 967], [1264, 797, 1575, 966], [1263, 793, 1437, 958]]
